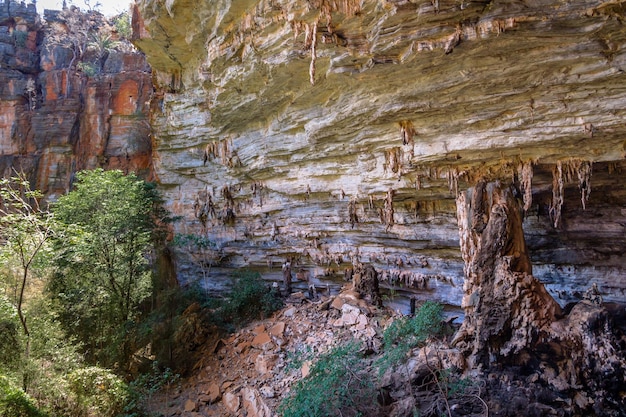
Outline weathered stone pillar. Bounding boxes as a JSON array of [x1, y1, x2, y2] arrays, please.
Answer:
[[453, 180, 561, 367], [353, 264, 382, 307]]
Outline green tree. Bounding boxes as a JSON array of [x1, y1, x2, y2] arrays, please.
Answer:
[[49, 169, 159, 367], [0, 174, 55, 360], [112, 13, 132, 40]]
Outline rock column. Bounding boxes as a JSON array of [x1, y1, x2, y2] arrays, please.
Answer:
[[453, 180, 561, 367]]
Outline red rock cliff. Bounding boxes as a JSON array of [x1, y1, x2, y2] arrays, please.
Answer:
[[0, 1, 153, 198]]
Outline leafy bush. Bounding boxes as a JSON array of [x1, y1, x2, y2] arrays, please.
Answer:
[[0, 296, 20, 371], [67, 367, 128, 417], [0, 375, 46, 417], [378, 301, 444, 374], [220, 270, 283, 326], [123, 361, 179, 416], [13, 30, 28, 48], [279, 340, 380, 417], [112, 13, 132, 39], [77, 61, 98, 77]]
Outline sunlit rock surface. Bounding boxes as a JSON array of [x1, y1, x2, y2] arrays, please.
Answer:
[[133, 0, 626, 309], [0, 2, 152, 198]]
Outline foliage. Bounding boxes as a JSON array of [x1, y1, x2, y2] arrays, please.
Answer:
[[67, 367, 128, 417], [136, 282, 210, 370], [436, 368, 472, 398], [219, 270, 283, 327], [171, 233, 218, 282], [417, 363, 485, 417], [13, 30, 28, 48], [77, 61, 98, 77], [1, 298, 137, 417], [0, 375, 46, 417], [0, 296, 20, 371], [0, 173, 55, 358], [378, 301, 444, 375], [279, 340, 380, 417], [283, 346, 314, 373], [18, 307, 83, 416], [0, 170, 182, 416], [87, 32, 120, 56], [112, 13, 132, 40], [48, 169, 159, 368], [123, 361, 179, 416]]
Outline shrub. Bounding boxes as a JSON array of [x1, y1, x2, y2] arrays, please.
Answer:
[[0, 296, 20, 371], [13, 30, 28, 48], [67, 367, 129, 417], [0, 375, 46, 417], [77, 61, 98, 77], [220, 270, 283, 326], [279, 340, 380, 417], [112, 13, 132, 40], [378, 301, 444, 374], [123, 362, 179, 416]]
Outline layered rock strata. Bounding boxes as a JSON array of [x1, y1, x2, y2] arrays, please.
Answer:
[[0, 1, 153, 197], [133, 0, 626, 310]]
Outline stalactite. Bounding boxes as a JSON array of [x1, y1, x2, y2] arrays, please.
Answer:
[[309, 20, 318, 86], [220, 139, 230, 166], [203, 142, 216, 165], [577, 161, 592, 210], [193, 189, 216, 229], [550, 161, 564, 228], [432, 0, 440, 13], [518, 161, 533, 212], [383, 188, 395, 231], [203, 139, 241, 168], [399, 120, 415, 145], [447, 167, 459, 196], [384, 147, 403, 174], [348, 198, 358, 229], [444, 24, 462, 54], [550, 159, 592, 225], [302, 22, 312, 48]]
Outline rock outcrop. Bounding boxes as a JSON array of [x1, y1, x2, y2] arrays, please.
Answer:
[[0, 1, 153, 198], [453, 179, 562, 366], [132, 0, 626, 312]]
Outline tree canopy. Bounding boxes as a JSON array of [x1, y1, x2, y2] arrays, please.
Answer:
[[48, 169, 159, 367]]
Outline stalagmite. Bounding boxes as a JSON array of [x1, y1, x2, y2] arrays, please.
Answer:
[[452, 180, 561, 366]]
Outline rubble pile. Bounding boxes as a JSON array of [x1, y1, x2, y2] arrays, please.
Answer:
[[147, 285, 626, 416], [149, 286, 394, 416]]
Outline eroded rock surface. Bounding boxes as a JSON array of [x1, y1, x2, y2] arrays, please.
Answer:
[[453, 180, 562, 366], [0, 2, 153, 197], [133, 0, 626, 309]]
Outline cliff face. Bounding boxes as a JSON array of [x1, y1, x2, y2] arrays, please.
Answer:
[[0, 1, 153, 198], [133, 0, 626, 309]]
